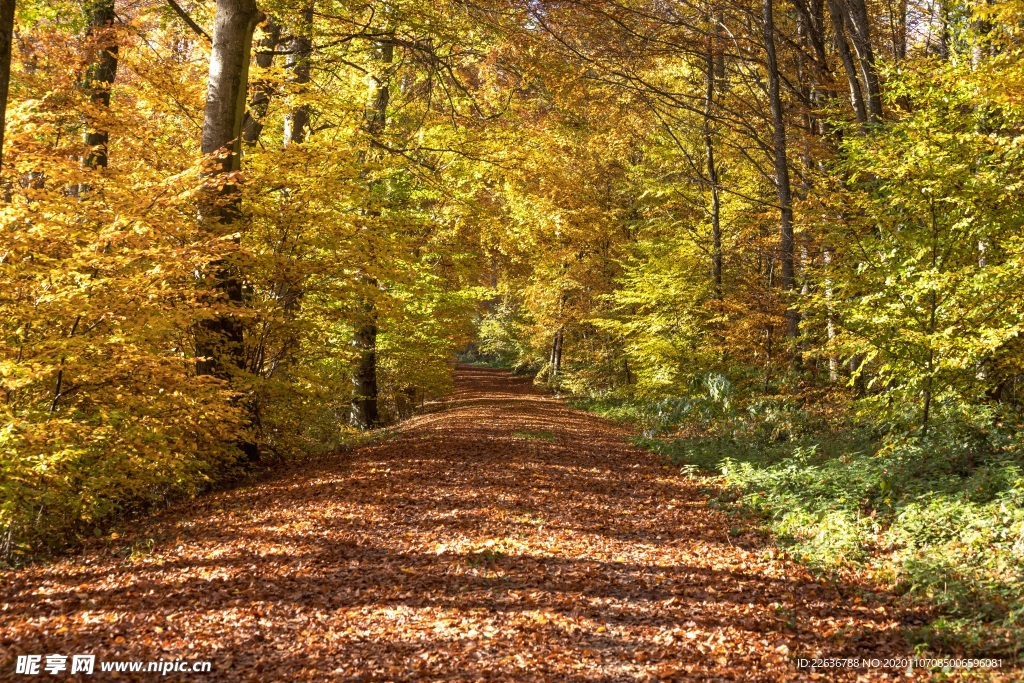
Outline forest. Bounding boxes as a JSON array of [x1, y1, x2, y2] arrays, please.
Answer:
[[1, 0, 1024, 670]]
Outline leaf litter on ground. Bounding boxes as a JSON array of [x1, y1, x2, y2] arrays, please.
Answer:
[[0, 367, 973, 681]]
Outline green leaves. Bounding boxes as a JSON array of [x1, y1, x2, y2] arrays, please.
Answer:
[[823, 55, 1024, 432]]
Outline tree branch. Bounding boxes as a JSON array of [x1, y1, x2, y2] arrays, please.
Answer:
[[165, 0, 211, 43]]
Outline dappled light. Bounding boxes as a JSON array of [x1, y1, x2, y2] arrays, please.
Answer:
[[0, 367, 920, 680]]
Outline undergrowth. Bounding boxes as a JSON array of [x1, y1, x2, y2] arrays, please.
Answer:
[[574, 393, 1024, 662]]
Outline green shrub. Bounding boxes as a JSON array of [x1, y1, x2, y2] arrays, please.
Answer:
[[590, 393, 1024, 660]]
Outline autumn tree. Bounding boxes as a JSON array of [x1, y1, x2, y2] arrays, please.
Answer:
[[195, 0, 261, 386], [0, 0, 13, 166]]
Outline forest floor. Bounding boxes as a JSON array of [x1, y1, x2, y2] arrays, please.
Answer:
[[1, 366, 944, 681]]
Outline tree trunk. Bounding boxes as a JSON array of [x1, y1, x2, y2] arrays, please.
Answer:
[[350, 37, 393, 430], [350, 301, 379, 428], [83, 0, 117, 169], [763, 0, 799, 352], [283, 3, 312, 147], [801, 0, 838, 121], [936, 0, 950, 59], [822, 247, 839, 381], [196, 0, 260, 378], [890, 0, 907, 61], [241, 18, 279, 145], [550, 326, 564, 379], [704, 9, 722, 298], [0, 0, 16, 170], [201, 0, 260, 175], [827, 0, 868, 124], [197, 0, 261, 458], [843, 0, 883, 120], [365, 40, 392, 138]]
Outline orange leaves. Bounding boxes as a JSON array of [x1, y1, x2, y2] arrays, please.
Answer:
[[0, 368, 942, 680]]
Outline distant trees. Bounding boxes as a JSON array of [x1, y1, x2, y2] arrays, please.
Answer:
[[476, 0, 1024, 439]]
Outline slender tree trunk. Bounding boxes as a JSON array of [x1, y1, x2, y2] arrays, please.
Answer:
[[795, 12, 816, 186], [241, 18, 279, 145], [350, 37, 393, 430], [0, 0, 15, 170], [283, 3, 312, 147], [844, 0, 883, 120], [196, 0, 260, 378], [936, 0, 950, 59], [890, 0, 907, 61], [350, 299, 379, 428], [550, 326, 564, 379], [922, 344, 934, 436], [921, 199, 940, 435], [763, 0, 800, 353], [704, 10, 722, 298], [828, 0, 868, 124], [554, 327, 562, 375], [971, 0, 993, 69], [822, 247, 839, 381], [555, 328, 563, 375], [922, 298, 935, 435], [802, 0, 838, 117], [365, 40, 392, 138], [83, 0, 117, 169]]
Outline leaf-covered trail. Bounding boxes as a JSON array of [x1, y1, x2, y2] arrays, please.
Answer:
[[2, 367, 917, 681]]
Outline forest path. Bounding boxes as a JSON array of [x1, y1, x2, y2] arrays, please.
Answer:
[[2, 366, 917, 681]]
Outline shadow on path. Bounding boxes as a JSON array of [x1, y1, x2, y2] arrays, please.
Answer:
[[0, 366, 919, 681]]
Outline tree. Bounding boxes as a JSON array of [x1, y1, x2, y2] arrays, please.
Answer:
[[349, 36, 393, 430], [283, 3, 312, 147], [82, 0, 117, 169], [242, 17, 280, 146], [196, 0, 261, 381], [762, 0, 799, 350], [197, 0, 262, 459], [0, 0, 13, 168]]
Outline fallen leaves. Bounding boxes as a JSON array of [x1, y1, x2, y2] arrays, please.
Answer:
[[0, 367, 952, 680]]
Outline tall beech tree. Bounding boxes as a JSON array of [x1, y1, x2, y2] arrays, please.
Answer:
[[843, 0, 883, 120], [828, 0, 868, 123], [762, 0, 799, 347], [196, 0, 261, 383], [349, 36, 394, 430], [283, 3, 312, 147], [703, 9, 722, 297], [241, 18, 279, 145]]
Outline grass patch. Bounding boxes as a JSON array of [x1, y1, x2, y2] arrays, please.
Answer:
[[569, 395, 656, 428], [513, 429, 556, 442]]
